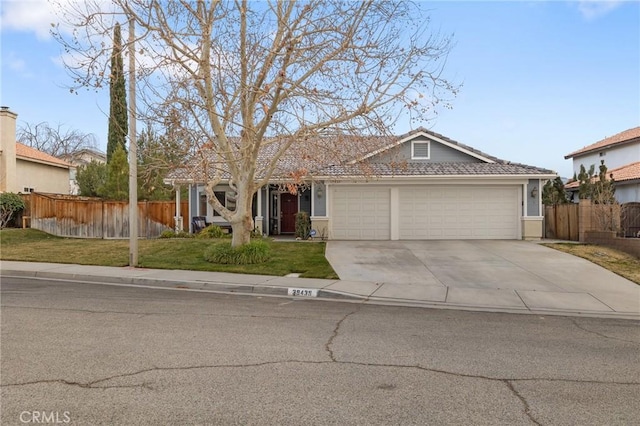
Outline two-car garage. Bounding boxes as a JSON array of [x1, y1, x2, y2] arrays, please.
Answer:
[[330, 185, 521, 240]]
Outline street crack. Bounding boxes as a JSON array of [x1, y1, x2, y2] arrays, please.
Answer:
[[325, 305, 363, 362], [504, 380, 541, 425], [570, 318, 640, 345], [3, 360, 638, 391]]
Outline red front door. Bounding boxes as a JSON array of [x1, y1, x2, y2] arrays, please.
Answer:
[[280, 193, 298, 233]]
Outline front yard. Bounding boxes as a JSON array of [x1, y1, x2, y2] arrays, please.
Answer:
[[2, 229, 638, 284], [0, 229, 338, 279], [544, 243, 640, 285]]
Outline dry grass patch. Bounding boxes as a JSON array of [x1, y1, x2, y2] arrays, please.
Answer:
[[544, 243, 640, 285]]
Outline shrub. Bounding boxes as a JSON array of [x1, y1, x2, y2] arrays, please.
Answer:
[[204, 240, 270, 264], [0, 193, 26, 229], [197, 224, 227, 239], [295, 211, 311, 239], [159, 229, 193, 238]]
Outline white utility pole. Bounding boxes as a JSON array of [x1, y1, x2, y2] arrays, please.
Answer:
[[128, 17, 138, 266]]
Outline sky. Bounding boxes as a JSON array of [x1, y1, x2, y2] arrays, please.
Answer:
[[1, 0, 639, 178]]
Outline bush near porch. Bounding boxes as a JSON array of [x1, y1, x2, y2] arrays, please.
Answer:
[[0, 229, 337, 279]]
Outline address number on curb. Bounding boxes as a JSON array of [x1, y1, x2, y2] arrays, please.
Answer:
[[288, 288, 318, 297]]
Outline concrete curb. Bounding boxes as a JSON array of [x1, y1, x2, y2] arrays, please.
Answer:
[[0, 269, 363, 301], [3, 268, 639, 320]]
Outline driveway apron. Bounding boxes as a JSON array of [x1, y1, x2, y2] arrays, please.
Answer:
[[325, 240, 640, 315]]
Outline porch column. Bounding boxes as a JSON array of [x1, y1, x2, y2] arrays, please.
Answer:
[[255, 186, 264, 235], [174, 185, 183, 232]]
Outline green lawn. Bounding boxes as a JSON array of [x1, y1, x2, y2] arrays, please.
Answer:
[[0, 229, 338, 279]]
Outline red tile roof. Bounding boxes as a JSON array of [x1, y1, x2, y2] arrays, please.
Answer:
[[565, 161, 640, 189], [565, 127, 640, 159], [15, 143, 72, 168]]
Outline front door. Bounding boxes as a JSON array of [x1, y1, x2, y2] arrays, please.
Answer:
[[280, 193, 298, 233]]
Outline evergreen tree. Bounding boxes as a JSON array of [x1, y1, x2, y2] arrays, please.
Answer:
[[76, 160, 107, 197], [542, 177, 569, 205], [103, 145, 129, 200], [107, 22, 128, 162]]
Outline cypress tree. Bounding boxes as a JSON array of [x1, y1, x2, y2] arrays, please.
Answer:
[[107, 22, 128, 162]]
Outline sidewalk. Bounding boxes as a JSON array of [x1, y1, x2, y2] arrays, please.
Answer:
[[1, 260, 638, 320]]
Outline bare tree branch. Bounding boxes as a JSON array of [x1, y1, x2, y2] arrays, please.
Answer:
[[17, 122, 98, 157], [52, 0, 458, 246]]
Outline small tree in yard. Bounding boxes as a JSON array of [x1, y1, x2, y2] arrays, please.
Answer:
[[542, 177, 569, 205], [102, 145, 129, 201], [53, 1, 457, 247], [0, 193, 26, 229], [577, 160, 619, 232], [76, 160, 107, 197], [295, 211, 311, 239]]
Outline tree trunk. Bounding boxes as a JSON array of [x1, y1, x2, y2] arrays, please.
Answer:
[[229, 180, 254, 247], [230, 212, 253, 247]]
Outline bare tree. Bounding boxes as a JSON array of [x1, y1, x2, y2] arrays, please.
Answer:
[[17, 122, 98, 158], [53, 0, 457, 246]]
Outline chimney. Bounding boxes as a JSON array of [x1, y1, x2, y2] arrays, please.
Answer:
[[0, 106, 18, 192]]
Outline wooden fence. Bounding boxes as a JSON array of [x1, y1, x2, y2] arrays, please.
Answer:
[[544, 203, 579, 241], [545, 201, 640, 241], [621, 202, 640, 237], [26, 192, 188, 239]]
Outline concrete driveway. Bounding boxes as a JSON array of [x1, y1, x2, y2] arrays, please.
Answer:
[[325, 240, 640, 316]]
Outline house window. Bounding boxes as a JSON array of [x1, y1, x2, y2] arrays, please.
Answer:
[[225, 192, 236, 212], [199, 193, 207, 217], [23, 187, 34, 193], [411, 141, 430, 159], [213, 191, 225, 216], [211, 191, 236, 216]]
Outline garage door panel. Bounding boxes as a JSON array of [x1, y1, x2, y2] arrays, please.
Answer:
[[332, 187, 390, 240], [399, 186, 519, 240]]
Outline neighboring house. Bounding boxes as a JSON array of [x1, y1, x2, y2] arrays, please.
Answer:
[[60, 148, 107, 195], [165, 128, 556, 240], [564, 127, 640, 203], [0, 107, 72, 194]]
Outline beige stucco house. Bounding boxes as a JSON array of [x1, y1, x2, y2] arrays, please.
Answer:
[[0, 107, 72, 194]]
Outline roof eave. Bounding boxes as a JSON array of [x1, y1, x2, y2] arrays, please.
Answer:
[[565, 137, 640, 159], [315, 173, 558, 181], [16, 155, 71, 169]]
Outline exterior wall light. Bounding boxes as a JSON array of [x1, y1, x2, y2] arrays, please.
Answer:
[[530, 186, 538, 198], [317, 187, 323, 198]]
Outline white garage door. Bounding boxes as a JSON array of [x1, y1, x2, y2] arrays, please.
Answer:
[[332, 186, 390, 240], [399, 186, 519, 239]]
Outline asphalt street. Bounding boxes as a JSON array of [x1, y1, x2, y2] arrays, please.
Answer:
[[1, 277, 639, 425]]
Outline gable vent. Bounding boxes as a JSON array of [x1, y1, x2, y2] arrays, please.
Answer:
[[412, 141, 430, 159]]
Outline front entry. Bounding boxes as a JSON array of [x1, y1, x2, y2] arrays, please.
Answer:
[[280, 192, 298, 233]]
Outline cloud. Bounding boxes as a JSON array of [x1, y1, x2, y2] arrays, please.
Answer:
[[6, 52, 26, 71], [3, 51, 36, 79], [0, 0, 60, 40], [577, 0, 623, 20]]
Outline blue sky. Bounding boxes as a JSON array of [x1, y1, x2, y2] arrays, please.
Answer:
[[1, 0, 638, 177]]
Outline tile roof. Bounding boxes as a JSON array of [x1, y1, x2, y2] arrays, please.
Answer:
[[565, 127, 640, 159], [319, 162, 555, 178], [166, 129, 555, 183], [15, 143, 72, 168], [391, 127, 501, 163], [565, 161, 640, 189]]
